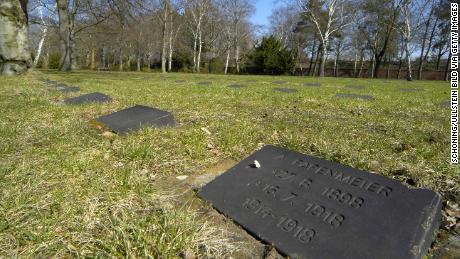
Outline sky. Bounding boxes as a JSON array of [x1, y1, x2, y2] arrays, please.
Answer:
[[250, 0, 281, 28]]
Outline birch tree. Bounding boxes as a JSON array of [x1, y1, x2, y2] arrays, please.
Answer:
[[298, 0, 354, 77], [220, 0, 254, 73], [394, 0, 429, 81], [185, 0, 208, 73]]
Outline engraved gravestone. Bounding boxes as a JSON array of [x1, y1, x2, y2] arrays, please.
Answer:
[[199, 145, 442, 259], [96, 105, 176, 134], [65, 92, 112, 105]]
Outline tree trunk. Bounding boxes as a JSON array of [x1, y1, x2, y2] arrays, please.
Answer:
[[119, 49, 123, 71], [0, 0, 32, 75], [85, 51, 90, 68], [33, 25, 47, 68], [358, 49, 364, 78], [445, 51, 452, 81], [168, 35, 173, 72], [161, 0, 169, 73], [436, 44, 444, 70], [43, 42, 49, 69], [307, 39, 317, 76], [386, 56, 391, 79], [137, 52, 141, 71], [235, 45, 240, 73], [56, 0, 77, 72], [197, 30, 202, 73], [417, 8, 433, 80], [404, 37, 412, 81], [353, 51, 358, 77], [370, 52, 375, 79], [224, 49, 230, 74], [319, 40, 328, 77], [397, 58, 403, 79], [192, 34, 197, 72], [90, 48, 95, 70]]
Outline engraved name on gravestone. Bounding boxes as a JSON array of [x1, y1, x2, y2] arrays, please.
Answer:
[[199, 145, 442, 259]]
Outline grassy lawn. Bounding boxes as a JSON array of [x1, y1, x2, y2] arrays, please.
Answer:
[[0, 70, 458, 257]]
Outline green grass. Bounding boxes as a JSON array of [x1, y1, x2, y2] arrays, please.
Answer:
[[0, 70, 458, 257]]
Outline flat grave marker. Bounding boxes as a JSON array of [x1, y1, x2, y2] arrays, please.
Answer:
[[176, 80, 186, 83], [57, 86, 80, 93], [399, 88, 424, 92], [439, 101, 450, 108], [64, 92, 112, 105], [273, 88, 298, 93], [247, 80, 258, 83], [336, 93, 374, 101], [228, 84, 248, 89], [197, 81, 212, 85], [199, 145, 442, 259], [304, 82, 321, 87], [273, 81, 287, 85], [345, 85, 366, 90], [96, 105, 176, 134]]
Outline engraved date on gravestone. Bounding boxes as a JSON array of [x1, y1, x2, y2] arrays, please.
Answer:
[[198, 145, 442, 259]]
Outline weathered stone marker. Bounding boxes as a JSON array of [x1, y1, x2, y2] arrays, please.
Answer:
[[96, 105, 176, 134], [273, 81, 287, 85], [440, 101, 450, 108], [199, 145, 442, 259], [399, 88, 424, 92], [304, 82, 321, 87], [273, 88, 298, 93], [57, 86, 80, 93], [65, 92, 112, 105], [197, 81, 212, 85]]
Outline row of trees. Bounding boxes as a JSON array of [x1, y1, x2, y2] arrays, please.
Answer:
[[25, 0, 255, 74], [269, 0, 452, 80], [0, 0, 452, 80]]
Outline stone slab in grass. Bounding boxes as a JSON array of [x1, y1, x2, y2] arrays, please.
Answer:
[[228, 84, 248, 89], [64, 92, 112, 105], [247, 80, 258, 83], [273, 88, 298, 93], [345, 85, 366, 90], [304, 82, 321, 87], [336, 93, 374, 100], [399, 88, 424, 92], [198, 145, 442, 259], [56, 86, 80, 93], [96, 105, 176, 134], [273, 81, 287, 85], [176, 80, 186, 83], [439, 101, 450, 108], [197, 81, 212, 85]]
